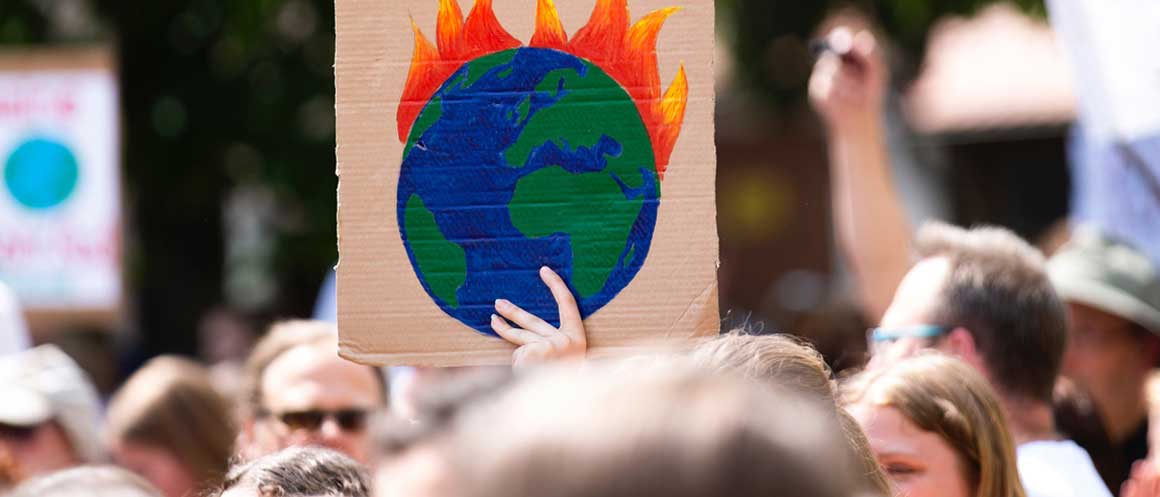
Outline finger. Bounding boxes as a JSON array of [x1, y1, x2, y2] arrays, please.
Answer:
[[1123, 480, 1137, 497], [491, 314, 542, 346], [495, 298, 554, 336], [852, 30, 884, 83], [827, 27, 853, 54], [852, 30, 877, 59], [540, 267, 582, 330], [511, 342, 553, 368]]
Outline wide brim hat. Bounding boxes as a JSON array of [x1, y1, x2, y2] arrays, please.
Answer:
[[1048, 227, 1160, 333], [0, 345, 106, 463]]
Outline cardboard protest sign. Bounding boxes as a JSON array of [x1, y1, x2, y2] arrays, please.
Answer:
[[336, 0, 718, 366], [0, 47, 122, 332]]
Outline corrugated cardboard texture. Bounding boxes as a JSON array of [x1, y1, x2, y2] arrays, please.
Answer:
[[336, 0, 718, 366]]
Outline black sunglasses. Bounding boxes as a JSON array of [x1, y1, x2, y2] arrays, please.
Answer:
[[262, 409, 371, 432], [0, 423, 40, 441]]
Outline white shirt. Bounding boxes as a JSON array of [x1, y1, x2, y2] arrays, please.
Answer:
[[1018, 440, 1112, 497]]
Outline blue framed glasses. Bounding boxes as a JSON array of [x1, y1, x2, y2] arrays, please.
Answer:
[[868, 325, 952, 343]]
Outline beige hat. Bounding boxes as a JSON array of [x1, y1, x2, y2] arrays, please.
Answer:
[[1047, 227, 1160, 333], [0, 345, 105, 463]]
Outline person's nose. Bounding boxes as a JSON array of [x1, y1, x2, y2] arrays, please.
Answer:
[[319, 416, 344, 441]]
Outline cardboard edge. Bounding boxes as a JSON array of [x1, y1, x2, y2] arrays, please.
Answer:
[[0, 46, 116, 71]]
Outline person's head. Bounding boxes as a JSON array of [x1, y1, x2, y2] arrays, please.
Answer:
[[218, 447, 369, 497], [372, 367, 514, 497], [9, 465, 162, 497], [1047, 228, 1160, 431], [240, 320, 386, 465], [105, 356, 234, 497], [875, 222, 1067, 404], [440, 361, 870, 497], [690, 331, 836, 404], [0, 345, 104, 481], [690, 331, 891, 496], [841, 353, 1026, 497]]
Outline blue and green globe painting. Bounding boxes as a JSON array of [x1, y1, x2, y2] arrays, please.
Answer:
[[397, 47, 661, 336]]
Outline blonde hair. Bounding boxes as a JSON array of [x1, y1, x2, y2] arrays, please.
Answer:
[[447, 362, 871, 497], [840, 354, 1026, 497], [105, 357, 234, 492], [691, 332, 892, 496]]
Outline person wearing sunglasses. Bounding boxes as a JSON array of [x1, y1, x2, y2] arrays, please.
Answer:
[[238, 320, 387, 466]]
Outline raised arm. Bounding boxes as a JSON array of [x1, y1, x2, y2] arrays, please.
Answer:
[[808, 27, 912, 322]]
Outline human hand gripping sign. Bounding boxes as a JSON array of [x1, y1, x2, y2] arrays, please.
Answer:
[[491, 267, 588, 368]]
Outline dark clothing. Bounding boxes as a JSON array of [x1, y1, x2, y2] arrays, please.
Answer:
[[1055, 384, 1149, 493], [1119, 419, 1150, 487]]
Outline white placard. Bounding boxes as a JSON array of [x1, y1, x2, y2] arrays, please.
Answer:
[[0, 63, 121, 311]]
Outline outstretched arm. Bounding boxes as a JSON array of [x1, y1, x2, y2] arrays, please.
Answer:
[[809, 27, 912, 322], [491, 266, 588, 368]]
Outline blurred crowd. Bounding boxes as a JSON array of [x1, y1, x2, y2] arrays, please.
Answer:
[[3, 7, 1160, 497]]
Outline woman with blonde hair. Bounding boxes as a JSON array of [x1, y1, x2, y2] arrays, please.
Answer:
[[105, 356, 235, 497], [690, 331, 892, 496], [840, 353, 1026, 497]]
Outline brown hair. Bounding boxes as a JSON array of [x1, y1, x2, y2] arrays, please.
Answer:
[[105, 356, 234, 491], [242, 320, 386, 417], [915, 222, 1067, 403], [447, 362, 872, 497], [841, 353, 1027, 497], [10, 465, 162, 497], [218, 447, 369, 497], [690, 331, 892, 496]]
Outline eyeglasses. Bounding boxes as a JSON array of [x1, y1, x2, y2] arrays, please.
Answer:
[[260, 409, 371, 433], [0, 423, 40, 442], [868, 325, 952, 344]]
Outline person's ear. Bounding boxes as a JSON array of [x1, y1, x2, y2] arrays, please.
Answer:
[[941, 327, 986, 371]]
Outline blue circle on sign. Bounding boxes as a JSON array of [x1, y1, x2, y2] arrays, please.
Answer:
[[4, 138, 79, 210]]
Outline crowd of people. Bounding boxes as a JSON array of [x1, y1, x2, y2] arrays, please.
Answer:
[[2, 25, 1160, 497]]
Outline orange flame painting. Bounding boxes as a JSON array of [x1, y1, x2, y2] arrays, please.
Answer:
[[398, 0, 688, 179]]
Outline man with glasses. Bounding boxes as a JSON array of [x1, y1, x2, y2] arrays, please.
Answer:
[[863, 223, 1110, 497], [239, 320, 386, 466], [812, 25, 1112, 497]]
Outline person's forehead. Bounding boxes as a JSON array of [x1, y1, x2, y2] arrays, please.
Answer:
[[849, 403, 948, 457], [260, 343, 381, 410], [881, 257, 952, 327], [1066, 301, 1134, 331]]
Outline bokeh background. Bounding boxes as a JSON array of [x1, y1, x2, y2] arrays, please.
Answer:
[[1, 0, 1075, 383]]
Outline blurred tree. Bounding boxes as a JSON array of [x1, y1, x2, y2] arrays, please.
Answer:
[[1, 0, 1047, 356], [1, 0, 336, 355]]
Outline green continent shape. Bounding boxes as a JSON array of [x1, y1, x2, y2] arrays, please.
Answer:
[[403, 194, 467, 308], [507, 58, 659, 298]]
